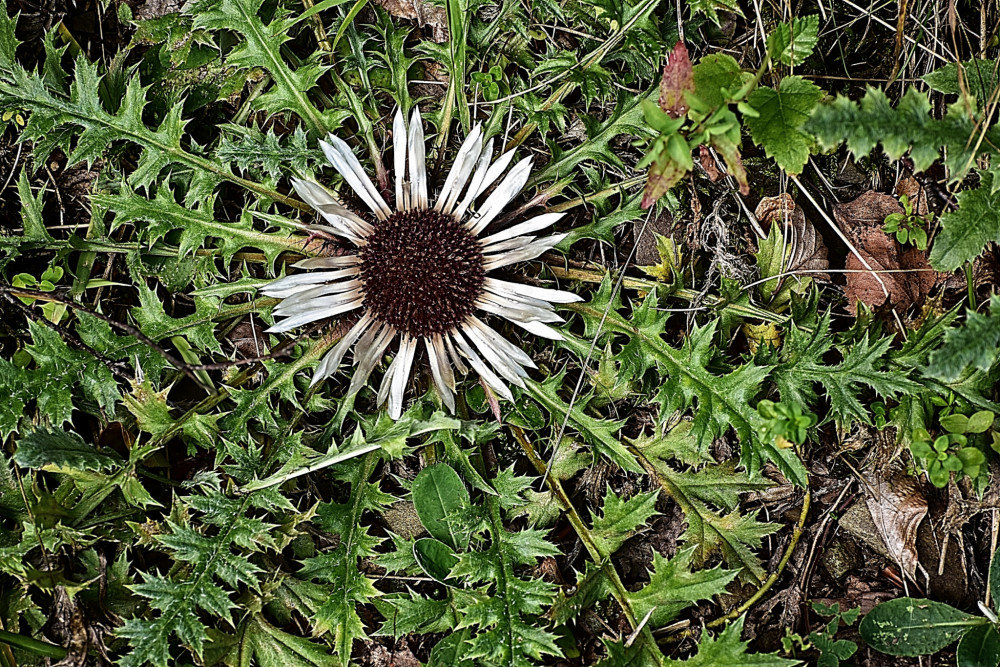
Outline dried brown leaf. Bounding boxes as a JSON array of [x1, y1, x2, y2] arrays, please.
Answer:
[[372, 0, 448, 42], [861, 469, 927, 581], [834, 191, 941, 314], [755, 194, 830, 281]]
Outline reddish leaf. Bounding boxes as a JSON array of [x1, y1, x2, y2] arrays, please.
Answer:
[[710, 135, 749, 195], [659, 41, 694, 118], [641, 157, 685, 209]]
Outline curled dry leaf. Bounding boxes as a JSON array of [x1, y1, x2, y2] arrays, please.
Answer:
[[372, 0, 448, 42], [698, 145, 721, 181], [861, 468, 928, 581], [755, 193, 830, 281], [834, 191, 941, 314], [895, 175, 929, 215]]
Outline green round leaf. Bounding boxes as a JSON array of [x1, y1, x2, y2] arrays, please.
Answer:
[[956, 623, 1000, 667], [859, 598, 985, 656], [967, 411, 996, 434], [413, 538, 460, 586], [941, 413, 970, 434], [411, 463, 471, 551]]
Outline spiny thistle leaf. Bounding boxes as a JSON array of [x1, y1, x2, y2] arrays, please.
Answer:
[[118, 490, 275, 666], [13, 428, 120, 471], [187, 0, 335, 135], [806, 86, 1000, 185], [627, 547, 738, 628], [770, 313, 919, 426], [524, 374, 641, 473], [452, 491, 562, 667], [635, 430, 778, 582], [533, 90, 654, 183], [568, 288, 807, 485], [661, 616, 798, 666], [589, 487, 659, 556], [95, 184, 302, 268], [297, 453, 392, 666], [0, 55, 286, 206], [927, 294, 1000, 381], [230, 613, 337, 666]]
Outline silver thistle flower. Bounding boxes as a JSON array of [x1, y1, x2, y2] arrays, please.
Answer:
[[263, 108, 581, 418]]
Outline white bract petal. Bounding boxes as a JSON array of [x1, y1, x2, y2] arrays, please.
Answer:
[[452, 138, 496, 219], [452, 330, 514, 401], [266, 296, 364, 333], [320, 135, 391, 219], [436, 124, 483, 213], [466, 157, 533, 235], [466, 316, 536, 368], [480, 212, 565, 246], [348, 325, 396, 396], [483, 233, 568, 271], [426, 335, 456, 412], [393, 108, 407, 210], [407, 107, 428, 209], [485, 277, 582, 304], [292, 256, 359, 270], [384, 335, 418, 419], [290, 178, 365, 243], [311, 313, 373, 386], [462, 322, 528, 386]]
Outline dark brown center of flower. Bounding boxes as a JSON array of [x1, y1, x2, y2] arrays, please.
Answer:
[[359, 208, 485, 338]]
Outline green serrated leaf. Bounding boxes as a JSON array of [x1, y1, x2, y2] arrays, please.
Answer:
[[663, 616, 798, 666], [628, 547, 738, 628], [236, 613, 337, 666], [928, 171, 1000, 271], [745, 76, 822, 174], [767, 15, 820, 66], [14, 429, 120, 471], [187, 0, 333, 134], [589, 487, 659, 556], [927, 295, 1000, 381], [806, 86, 1000, 185]]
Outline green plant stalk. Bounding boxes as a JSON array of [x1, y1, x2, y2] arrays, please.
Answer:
[[511, 426, 666, 665], [0, 629, 68, 660], [437, 0, 470, 151], [965, 262, 976, 310], [707, 484, 809, 627]]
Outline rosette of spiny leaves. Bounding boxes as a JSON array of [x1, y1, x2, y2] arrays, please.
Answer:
[[117, 474, 292, 667], [378, 466, 561, 666], [568, 277, 807, 485]]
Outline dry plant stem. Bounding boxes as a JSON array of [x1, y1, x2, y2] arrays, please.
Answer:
[[511, 426, 665, 665], [706, 486, 811, 629], [544, 262, 792, 325]]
